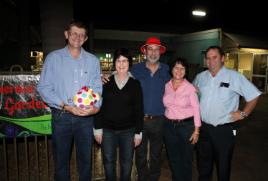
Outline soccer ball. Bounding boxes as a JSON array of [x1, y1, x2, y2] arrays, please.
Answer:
[[73, 86, 100, 109]]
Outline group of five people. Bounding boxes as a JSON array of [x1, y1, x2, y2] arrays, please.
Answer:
[[37, 20, 261, 181]]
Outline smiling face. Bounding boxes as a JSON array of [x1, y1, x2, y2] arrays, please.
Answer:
[[172, 62, 186, 81], [64, 26, 88, 49], [115, 55, 129, 74], [205, 48, 225, 76], [145, 44, 161, 64]]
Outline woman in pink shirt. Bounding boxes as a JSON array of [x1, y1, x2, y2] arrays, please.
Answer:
[[163, 58, 201, 181]]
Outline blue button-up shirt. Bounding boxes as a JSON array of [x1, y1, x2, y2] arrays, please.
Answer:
[[193, 67, 261, 126], [37, 46, 102, 109], [131, 62, 170, 116]]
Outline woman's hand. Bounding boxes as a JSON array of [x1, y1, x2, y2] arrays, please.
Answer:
[[134, 138, 142, 147], [95, 135, 103, 145], [189, 128, 200, 144]]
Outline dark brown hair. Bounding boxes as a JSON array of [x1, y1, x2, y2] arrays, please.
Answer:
[[170, 57, 189, 79], [113, 48, 133, 67], [205, 46, 225, 58], [65, 19, 88, 35]]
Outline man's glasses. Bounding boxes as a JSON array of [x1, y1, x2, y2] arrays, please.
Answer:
[[68, 31, 87, 39]]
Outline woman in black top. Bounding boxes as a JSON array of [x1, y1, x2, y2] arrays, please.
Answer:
[[94, 48, 144, 181]]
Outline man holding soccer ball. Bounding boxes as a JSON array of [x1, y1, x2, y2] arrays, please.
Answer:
[[37, 20, 102, 181]]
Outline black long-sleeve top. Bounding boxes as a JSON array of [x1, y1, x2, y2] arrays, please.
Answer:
[[94, 75, 144, 133]]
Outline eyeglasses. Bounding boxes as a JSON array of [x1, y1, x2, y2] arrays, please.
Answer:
[[68, 31, 87, 39]]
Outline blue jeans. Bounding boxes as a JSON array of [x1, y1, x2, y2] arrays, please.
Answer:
[[135, 116, 164, 181], [102, 128, 135, 181], [164, 117, 194, 181], [51, 109, 94, 181]]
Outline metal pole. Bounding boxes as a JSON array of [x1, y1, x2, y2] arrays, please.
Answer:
[[3, 138, 8, 181], [24, 137, 29, 180], [13, 137, 19, 181], [45, 135, 49, 180], [34, 136, 40, 181]]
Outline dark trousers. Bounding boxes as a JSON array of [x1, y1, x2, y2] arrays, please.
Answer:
[[164, 117, 194, 181], [197, 122, 235, 181], [51, 109, 94, 181], [102, 128, 135, 181], [135, 116, 164, 181]]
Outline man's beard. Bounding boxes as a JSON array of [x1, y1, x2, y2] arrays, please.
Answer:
[[147, 56, 159, 64]]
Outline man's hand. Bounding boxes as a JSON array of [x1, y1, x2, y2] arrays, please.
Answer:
[[101, 73, 110, 84], [82, 106, 100, 116], [64, 105, 99, 116], [231, 97, 259, 122], [230, 110, 245, 122]]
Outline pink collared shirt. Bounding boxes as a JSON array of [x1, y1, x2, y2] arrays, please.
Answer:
[[163, 79, 201, 127]]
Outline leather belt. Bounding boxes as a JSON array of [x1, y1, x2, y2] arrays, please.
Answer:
[[203, 122, 237, 128], [50, 107, 70, 114], [166, 116, 193, 123], [144, 115, 162, 122]]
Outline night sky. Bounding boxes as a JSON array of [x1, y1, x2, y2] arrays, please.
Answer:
[[1, 0, 268, 71], [25, 0, 268, 38], [4, 0, 268, 39], [74, 0, 268, 39]]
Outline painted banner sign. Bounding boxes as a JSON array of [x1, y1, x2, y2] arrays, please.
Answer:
[[0, 74, 51, 137]]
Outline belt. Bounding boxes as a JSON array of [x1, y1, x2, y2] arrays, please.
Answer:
[[144, 115, 162, 122], [203, 122, 237, 128], [50, 107, 70, 114], [166, 116, 193, 124]]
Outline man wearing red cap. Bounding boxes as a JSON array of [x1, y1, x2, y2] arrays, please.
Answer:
[[132, 37, 170, 181]]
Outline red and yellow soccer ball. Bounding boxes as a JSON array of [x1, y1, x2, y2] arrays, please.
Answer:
[[73, 86, 100, 109]]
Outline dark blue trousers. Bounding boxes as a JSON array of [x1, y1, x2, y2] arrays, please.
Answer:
[[102, 128, 135, 181], [164, 117, 194, 181], [51, 109, 94, 181], [135, 116, 164, 181], [197, 122, 235, 181]]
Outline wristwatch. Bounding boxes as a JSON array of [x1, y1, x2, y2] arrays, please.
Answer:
[[240, 111, 248, 119]]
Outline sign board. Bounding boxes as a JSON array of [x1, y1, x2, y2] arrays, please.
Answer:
[[0, 74, 51, 137]]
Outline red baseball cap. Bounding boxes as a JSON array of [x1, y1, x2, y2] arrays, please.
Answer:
[[140, 37, 166, 54]]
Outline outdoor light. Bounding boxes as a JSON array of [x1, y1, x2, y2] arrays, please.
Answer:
[[192, 10, 206, 17]]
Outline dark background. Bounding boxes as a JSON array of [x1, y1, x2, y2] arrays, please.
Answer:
[[25, 0, 268, 37], [1, 0, 268, 71], [73, 0, 268, 38]]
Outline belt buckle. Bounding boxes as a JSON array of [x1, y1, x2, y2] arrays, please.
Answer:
[[144, 115, 153, 121]]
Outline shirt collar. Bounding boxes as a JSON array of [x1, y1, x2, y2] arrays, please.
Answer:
[[63, 46, 85, 60], [208, 66, 226, 78], [168, 78, 186, 87], [114, 72, 131, 89]]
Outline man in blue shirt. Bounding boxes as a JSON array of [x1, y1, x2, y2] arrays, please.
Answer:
[[37, 20, 102, 181], [132, 37, 170, 181], [193, 46, 261, 181]]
